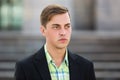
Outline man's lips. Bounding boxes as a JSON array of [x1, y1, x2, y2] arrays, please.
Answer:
[[58, 38, 68, 42]]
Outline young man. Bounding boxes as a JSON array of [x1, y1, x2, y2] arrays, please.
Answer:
[[15, 4, 96, 80]]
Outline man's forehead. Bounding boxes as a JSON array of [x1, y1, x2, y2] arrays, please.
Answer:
[[50, 13, 70, 20]]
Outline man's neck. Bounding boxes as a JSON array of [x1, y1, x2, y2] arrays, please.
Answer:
[[46, 44, 66, 67]]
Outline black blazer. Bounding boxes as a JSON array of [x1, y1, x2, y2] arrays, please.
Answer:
[[15, 46, 96, 80]]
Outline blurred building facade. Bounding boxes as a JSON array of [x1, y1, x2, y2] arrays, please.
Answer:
[[0, 0, 120, 80], [1, 0, 120, 32]]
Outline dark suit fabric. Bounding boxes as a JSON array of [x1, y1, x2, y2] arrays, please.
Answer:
[[15, 46, 96, 80]]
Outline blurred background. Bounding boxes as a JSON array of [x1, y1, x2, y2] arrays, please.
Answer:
[[0, 0, 120, 80]]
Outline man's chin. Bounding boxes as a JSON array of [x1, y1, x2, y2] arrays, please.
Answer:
[[56, 44, 68, 49]]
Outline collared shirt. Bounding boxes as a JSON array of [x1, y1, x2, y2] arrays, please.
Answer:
[[44, 44, 69, 80]]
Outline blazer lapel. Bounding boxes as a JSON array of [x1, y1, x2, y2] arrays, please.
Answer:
[[68, 51, 83, 80], [33, 46, 51, 80]]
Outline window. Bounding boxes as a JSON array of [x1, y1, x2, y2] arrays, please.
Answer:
[[0, 0, 23, 30], [73, 0, 95, 30]]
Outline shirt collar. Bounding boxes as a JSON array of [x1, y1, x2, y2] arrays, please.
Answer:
[[44, 44, 69, 66]]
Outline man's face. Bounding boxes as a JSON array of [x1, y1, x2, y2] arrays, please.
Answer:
[[41, 12, 72, 49]]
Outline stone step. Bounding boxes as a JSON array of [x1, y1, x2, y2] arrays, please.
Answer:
[[0, 52, 120, 62], [68, 46, 120, 53], [96, 71, 120, 78], [0, 45, 120, 53], [0, 53, 32, 61], [0, 71, 14, 79], [94, 62, 120, 70], [0, 67, 120, 79], [0, 61, 120, 72], [78, 53, 120, 61], [0, 62, 15, 71]]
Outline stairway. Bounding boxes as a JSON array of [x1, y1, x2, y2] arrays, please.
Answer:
[[0, 31, 120, 80]]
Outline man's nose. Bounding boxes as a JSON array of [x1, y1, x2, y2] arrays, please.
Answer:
[[59, 28, 66, 36]]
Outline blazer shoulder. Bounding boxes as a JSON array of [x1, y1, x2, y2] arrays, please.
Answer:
[[69, 52, 93, 65]]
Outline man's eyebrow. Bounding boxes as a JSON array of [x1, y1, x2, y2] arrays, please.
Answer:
[[65, 23, 71, 26], [52, 24, 60, 26]]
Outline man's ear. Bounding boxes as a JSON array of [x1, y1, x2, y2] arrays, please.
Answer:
[[40, 25, 46, 36]]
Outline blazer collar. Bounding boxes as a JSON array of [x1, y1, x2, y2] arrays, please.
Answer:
[[33, 46, 51, 80]]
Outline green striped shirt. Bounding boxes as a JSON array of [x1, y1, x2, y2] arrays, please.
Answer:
[[44, 44, 70, 80]]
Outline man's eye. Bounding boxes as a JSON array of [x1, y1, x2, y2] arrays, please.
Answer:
[[65, 25, 70, 29], [54, 26, 58, 29], [53, 26, 59, 29]]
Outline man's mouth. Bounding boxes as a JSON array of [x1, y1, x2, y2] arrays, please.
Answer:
[[58, 38, 68, 43]]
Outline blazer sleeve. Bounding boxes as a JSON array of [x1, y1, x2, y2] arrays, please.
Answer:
[[14, 62, 26, 80]]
